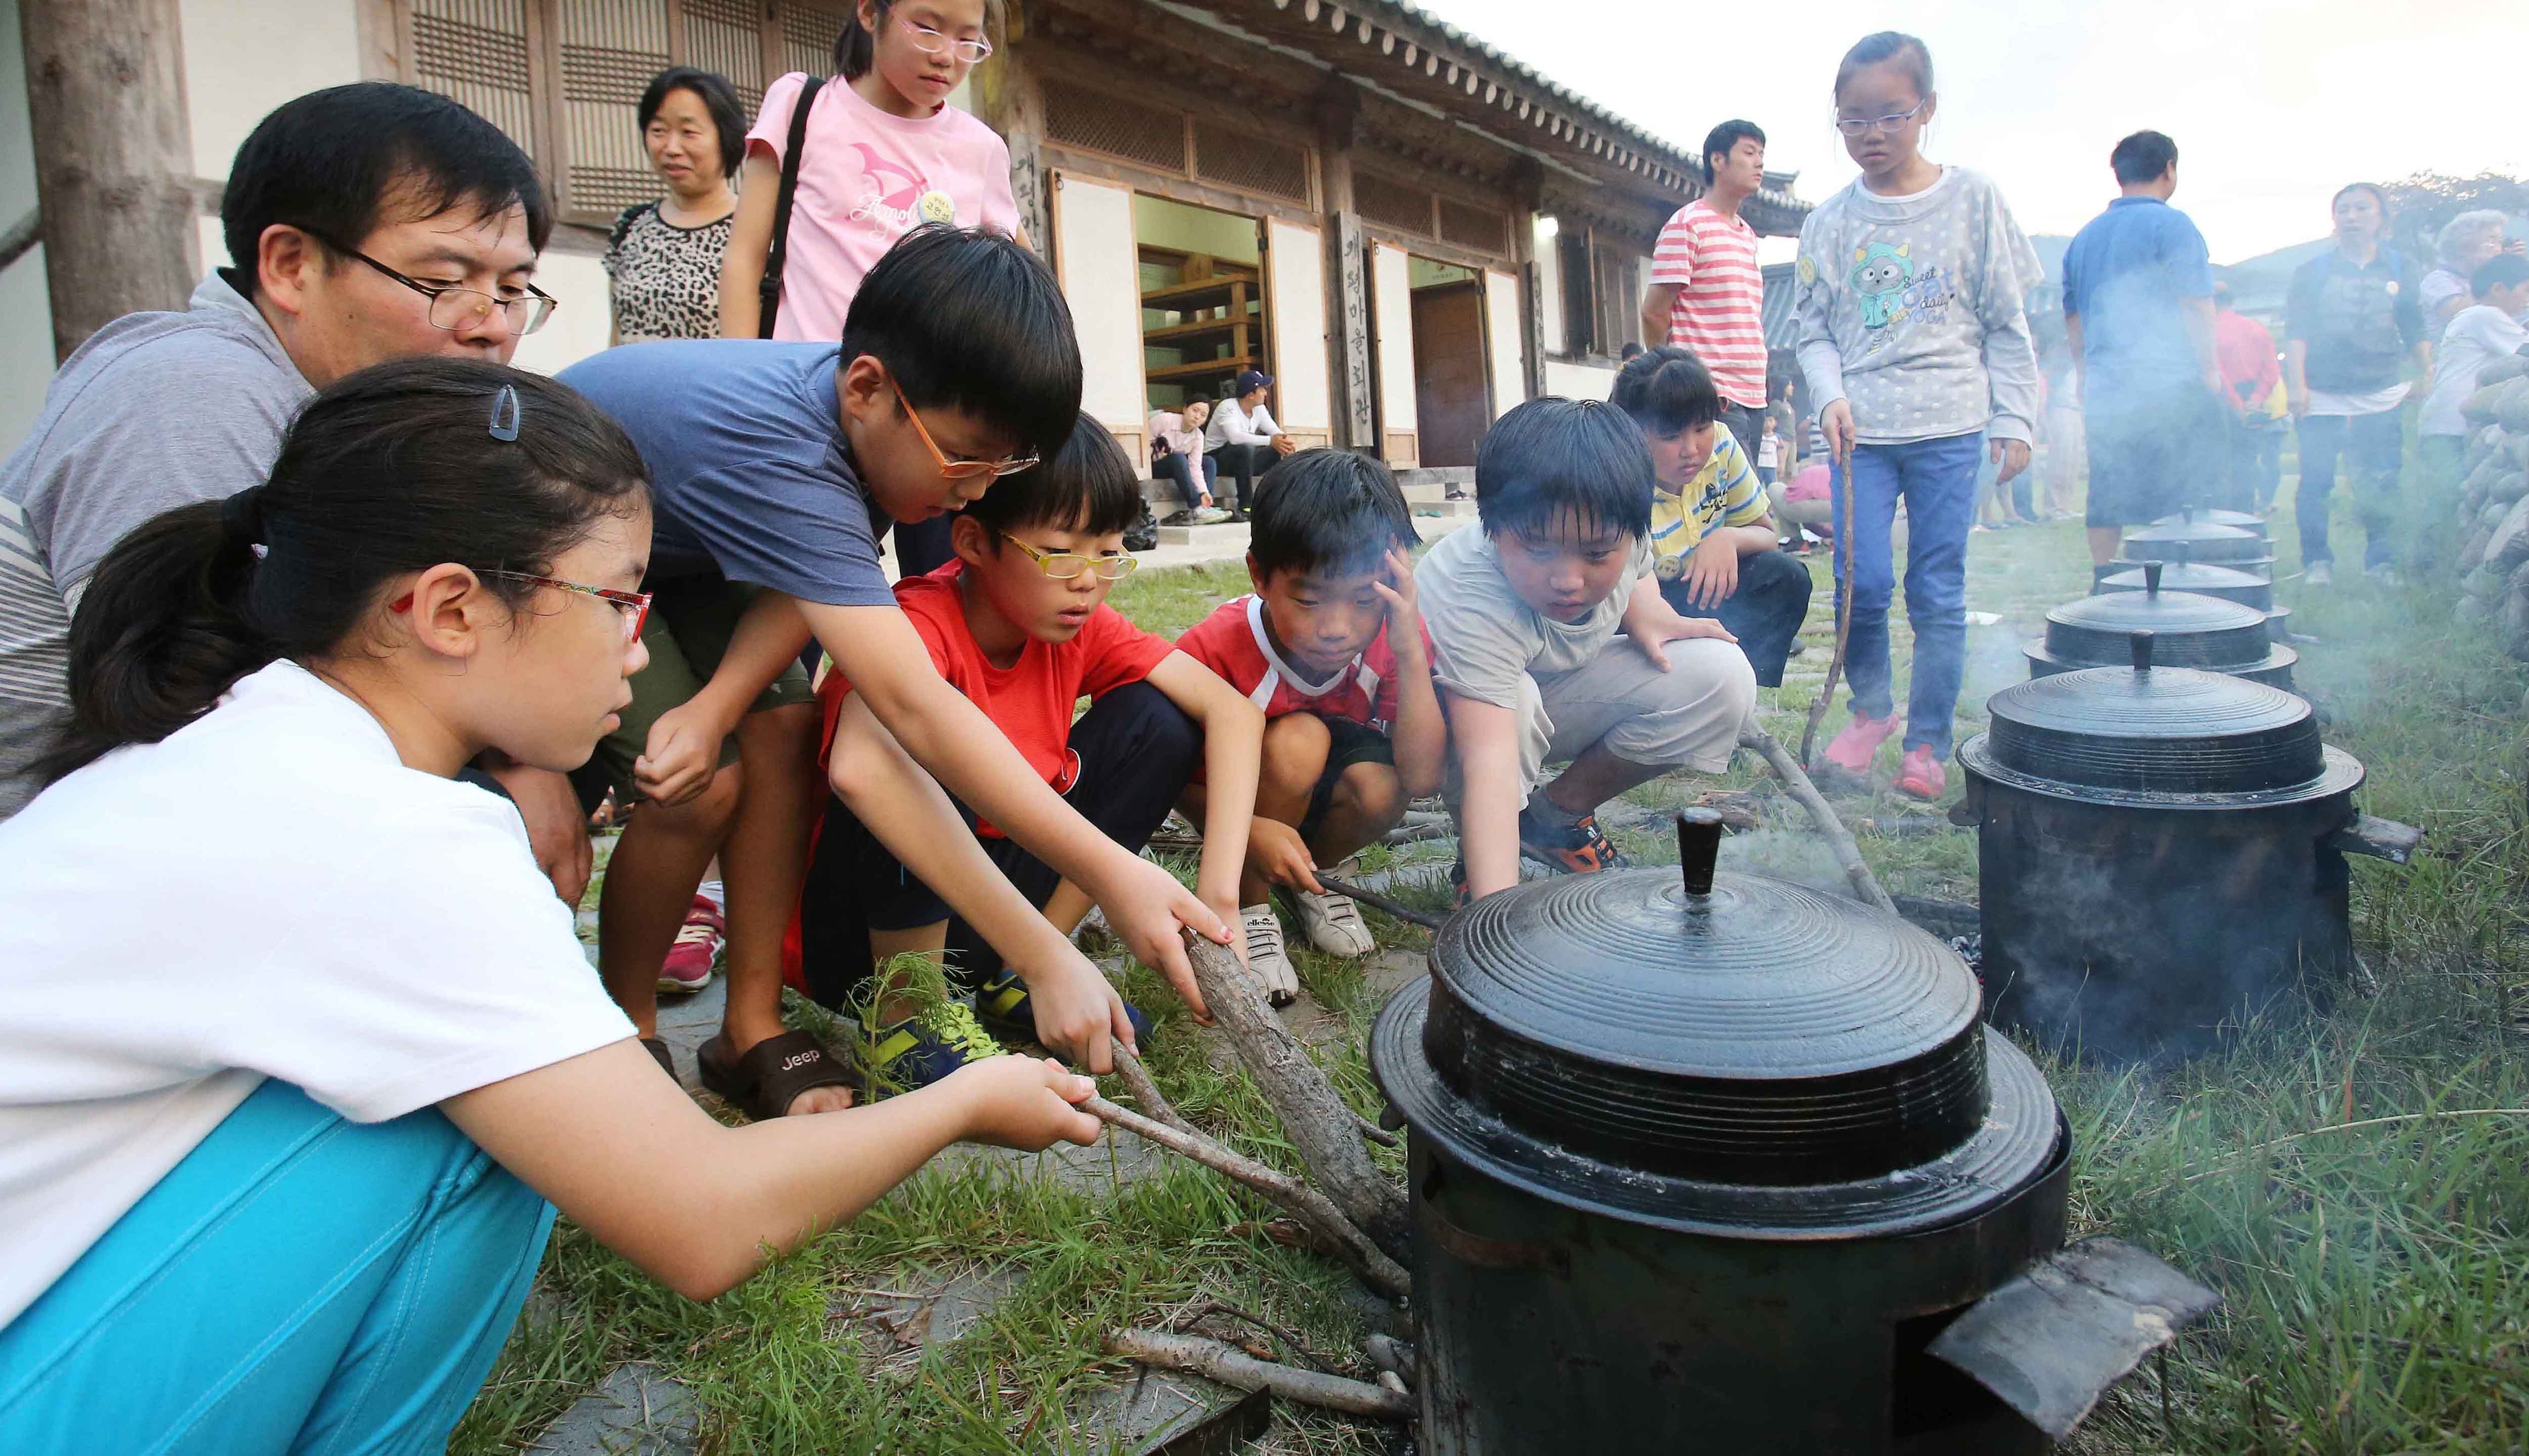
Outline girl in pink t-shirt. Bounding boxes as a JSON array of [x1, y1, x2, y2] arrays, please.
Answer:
[[720, 0, 1020, 343]]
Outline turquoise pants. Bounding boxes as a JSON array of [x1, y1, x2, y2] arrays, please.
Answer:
[[0, 1079, 551, 1455]]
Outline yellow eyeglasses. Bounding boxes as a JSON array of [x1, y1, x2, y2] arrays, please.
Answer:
[[1000, 533, 1139, 580]]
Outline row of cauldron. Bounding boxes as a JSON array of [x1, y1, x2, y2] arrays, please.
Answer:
[[1364, 510, 2413, 1452]]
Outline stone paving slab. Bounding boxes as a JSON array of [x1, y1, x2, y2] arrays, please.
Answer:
[[529, 1364, 697, 1456], [1067, 1369, 1256, 1453], [828, 1262, 1027, 1374]]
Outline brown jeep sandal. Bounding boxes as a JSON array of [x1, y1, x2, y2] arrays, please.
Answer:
[[697, 1029, 852, 1121], [640, 1037, 675, 1079]]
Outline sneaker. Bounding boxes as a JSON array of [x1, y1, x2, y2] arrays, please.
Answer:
[[973, 965, 1152, 1047], [2305, 560, 2334, 587], [656, 894, 724, 994], [860, 999, 1004, 1094], [1516, 806, 1630, 874], [1242, 905, 1302, 1006], [2365, 563, 2401, 586], [1895, 745, 1947, 802], [1823, 711, 1902, 774], [1192, 506, 1232, 525], [1292, 888, 1376, 957]]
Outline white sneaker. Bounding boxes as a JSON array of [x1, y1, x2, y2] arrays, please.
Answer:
[[1240, 905, 1301, 1006], [1293, 889, 1376, 957], [2306, 560, 2334, 587]]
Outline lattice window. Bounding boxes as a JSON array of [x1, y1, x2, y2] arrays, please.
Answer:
[[682, 0, 766, 113], [1191, 120, 1310, 206], [1438, 198, 1507, 257], [1043, 78, 1187, 173], [411, 0, 538, 161], [1354, 171, 1434, 236], [782, 3, 854, 78], [558, 0, 672, 223]]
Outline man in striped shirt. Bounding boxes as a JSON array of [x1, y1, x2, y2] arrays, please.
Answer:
[[1643, 120, 1770, 462]]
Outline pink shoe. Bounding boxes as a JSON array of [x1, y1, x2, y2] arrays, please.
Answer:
[[1895, 745, 1947, 801], [658, 894, 725, 994], [1822, 711, 1902, 774]]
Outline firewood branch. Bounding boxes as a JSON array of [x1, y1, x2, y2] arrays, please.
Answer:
[[1106, 1328, 1416, 1419], [1739, 723, 1897, 914]]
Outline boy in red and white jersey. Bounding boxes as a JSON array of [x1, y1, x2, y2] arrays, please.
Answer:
[[1176, 451, 1446, 996]]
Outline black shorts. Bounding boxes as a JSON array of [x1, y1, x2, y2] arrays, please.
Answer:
[[1299, 716, 1397, 840]]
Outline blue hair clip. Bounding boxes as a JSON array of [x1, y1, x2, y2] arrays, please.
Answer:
[[488, 383, 522, 442]]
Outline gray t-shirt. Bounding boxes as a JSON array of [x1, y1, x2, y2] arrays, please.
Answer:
[[1412, 522, 1651, 710], [0, 274, 311, 819], [1793, 166, 2042, 446]]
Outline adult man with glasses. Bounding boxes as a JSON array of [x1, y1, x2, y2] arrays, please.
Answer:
[[0, 83, 575, 878]]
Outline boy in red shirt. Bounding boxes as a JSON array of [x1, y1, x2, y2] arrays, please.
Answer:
[[1175, 451, 1445, 998], [797, 416, 1264, 1091]]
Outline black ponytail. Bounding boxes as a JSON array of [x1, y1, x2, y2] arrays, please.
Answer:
[[43, 358, 647, 783], [833, 0, 889, 79]]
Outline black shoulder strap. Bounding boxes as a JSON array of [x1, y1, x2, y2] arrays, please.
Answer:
[[758, 74, 829, 340]]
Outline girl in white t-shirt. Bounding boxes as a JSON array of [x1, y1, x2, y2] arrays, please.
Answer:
[[0, 359, 1096, 1452]]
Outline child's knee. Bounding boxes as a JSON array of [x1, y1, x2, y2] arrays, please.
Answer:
[[1658, 639, 1758, 723], [1333, 761, 1407, 829], [1259, 713, 1333, 792]]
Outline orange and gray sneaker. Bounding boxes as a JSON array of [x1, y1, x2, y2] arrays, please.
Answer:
[[1517, 805, 1631, 875], [1822, 711, 1902, 775], [1895, 745, 1948, 801]]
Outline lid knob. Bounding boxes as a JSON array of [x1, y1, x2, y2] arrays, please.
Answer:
[[2131, 630, 2156, 673], [1676, 807, 1724, 905], [2173, 540, 2191, 567], [2145, 560, 2164, 596]]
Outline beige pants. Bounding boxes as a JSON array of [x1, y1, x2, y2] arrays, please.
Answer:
[[1450, 637, 1758, 803]]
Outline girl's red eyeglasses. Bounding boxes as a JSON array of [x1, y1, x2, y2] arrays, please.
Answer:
[[390, 573, 652, 639]]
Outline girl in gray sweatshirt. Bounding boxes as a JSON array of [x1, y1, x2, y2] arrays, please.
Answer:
[[1796, 30, 2041, 802]]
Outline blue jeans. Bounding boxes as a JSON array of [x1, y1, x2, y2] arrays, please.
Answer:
[[2294, 409, 2403, 570], [1828, 432, 1983, 757], [0, 1080, 551, 1455]]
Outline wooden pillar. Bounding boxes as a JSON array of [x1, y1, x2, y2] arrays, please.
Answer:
[[1317, 83, 1373, 453], [21, 0, 199, 363], [973, 3, 1050, 256], [1507, 158, 1547, 401]]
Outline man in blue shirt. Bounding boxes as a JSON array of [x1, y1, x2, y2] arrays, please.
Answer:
[[2061, 130, 2222, 566]]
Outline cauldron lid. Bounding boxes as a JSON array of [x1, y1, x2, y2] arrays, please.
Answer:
[[2122, 520, 2260, 546], [2039, 577, 2274, 673], [2153, 507, 2269, 532], [2098, 561, 2269, 593], [1396, 823, 2002, 1199], [1980, 646, 2330, 796]]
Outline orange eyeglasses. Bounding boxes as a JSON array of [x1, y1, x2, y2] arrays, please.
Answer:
[[888, 376, 1041, 482]]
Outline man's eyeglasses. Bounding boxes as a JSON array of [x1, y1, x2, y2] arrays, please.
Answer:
[[898, 15, 993, 63], [888, 376, 1041, 480], [318, 237, 556, 336], [1000, 533, 1139, 580], [480, 571, 652, 638], [1832, 101, 1929, 137]]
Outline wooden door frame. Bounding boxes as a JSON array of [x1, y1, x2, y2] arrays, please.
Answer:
[[1048, 169, 1151, 467]]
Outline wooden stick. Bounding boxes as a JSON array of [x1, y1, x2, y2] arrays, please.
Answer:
[[1314, 872, 1447, 932], [1106, 1039, 1196, 1137], [1176, 930, 1414, 1257], [1105, 1328, 1416, 1419], [1086, 1095, 1412, 1297], [1739, 724, 1897, 914], [1173, 1299, 1340, 1373], [1801, 446, 1859, 764]]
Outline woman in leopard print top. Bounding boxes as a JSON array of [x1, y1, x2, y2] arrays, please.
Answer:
[[604, 68, 746, 343]]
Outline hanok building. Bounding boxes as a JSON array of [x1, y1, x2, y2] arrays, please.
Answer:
[[0, 0, 1811, 465]]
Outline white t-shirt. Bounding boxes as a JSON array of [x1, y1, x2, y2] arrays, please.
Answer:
[[2422, 303, 2529, 437], [0, 661, 634, 1324], [1412, 521, 1653, 710], [1205, 398, 1281, 448]]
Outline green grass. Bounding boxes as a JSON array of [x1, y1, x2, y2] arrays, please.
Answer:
[[465, 468, 2529, 1453]]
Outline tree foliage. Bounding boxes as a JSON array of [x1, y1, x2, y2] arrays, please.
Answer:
[[2383, 171, 2529, 259]]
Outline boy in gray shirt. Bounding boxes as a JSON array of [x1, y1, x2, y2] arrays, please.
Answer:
[[1416, 399, 1754, 903]]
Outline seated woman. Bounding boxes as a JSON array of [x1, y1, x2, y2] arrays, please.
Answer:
[[0, 358, 1096, 1453], [1148, 398, 1224, 523]]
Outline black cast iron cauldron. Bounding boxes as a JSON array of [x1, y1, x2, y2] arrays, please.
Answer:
[[2097, 557, 2291, 632], [2116, 520, 2275, 573], [1955, 635, 2418, 1063], [1370, 815, 2214, 1452], [2026, 563, 2296, 687]]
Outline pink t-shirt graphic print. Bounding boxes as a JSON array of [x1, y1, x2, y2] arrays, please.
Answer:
[[748, 73, 1019, 343]]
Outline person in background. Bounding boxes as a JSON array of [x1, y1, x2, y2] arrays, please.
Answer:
[[1644, 120, 1771, 455], [1774, 458, 1835, 552], [0, 360, 1101, 1454], [1204, 369, 1297, 522], [2420, 254, 2529, 489], [1418, 399, 1754, 903], [2422, 211, 2523, 328], [720, 0, 1017, 579], [2212, 282, 2284, 513], [2061, 130, 2221, 566], [799, 416, 1262, 1088], [2286, 183, 2432, 587], [1797, 32, 2042, 801], [2039, 342, 2088, 520], [1619, 341, 1645, 362], [1756, 413, 1784, 487], [0, 83, 587, 899], [1615, 346, 1813, 687], [605, 68, 746, 346], [1174, 451, 1445, 996], [1149, 398, 1225, 524]]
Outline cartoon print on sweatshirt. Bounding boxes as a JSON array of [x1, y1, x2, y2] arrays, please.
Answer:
[[848, 144, 958, 232], [1846, 241, 1958, 353]]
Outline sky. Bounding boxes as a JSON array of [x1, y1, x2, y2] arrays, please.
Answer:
[[1409, 0, 2525, 265]]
